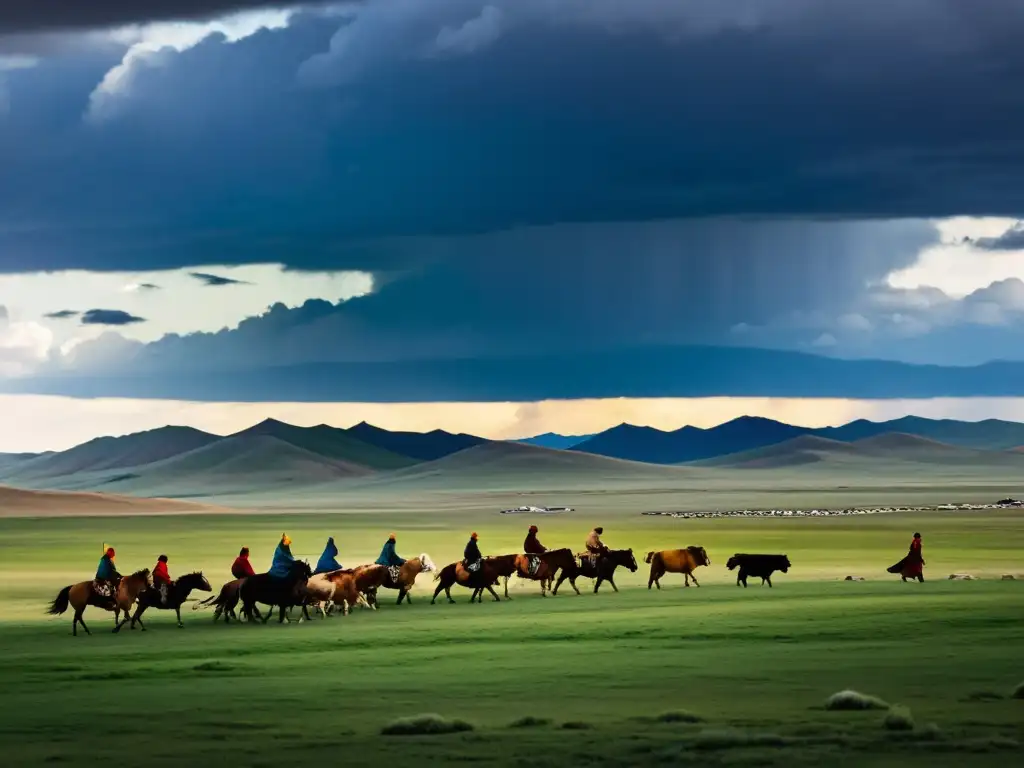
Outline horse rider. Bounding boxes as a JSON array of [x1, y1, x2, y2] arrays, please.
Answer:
[[904, 532, 925, 582], [463, 532, 484, 574], [268, 533, 295, 580], [315, 536, 342, 574], [375, 533, 407, 582], [94, 545, 120, 600], [524, 524, 547, 575], [152, 554, 172, 605], [232, 547, 256, 579], [585, 526, 610, 565]]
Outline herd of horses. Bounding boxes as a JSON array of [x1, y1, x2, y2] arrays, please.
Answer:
[[45, 544, 793, 636]]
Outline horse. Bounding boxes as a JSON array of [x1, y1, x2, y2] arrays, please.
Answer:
[[354, 554, 436, 605], [553, 549, 638, 595], [126, 572, 212, 630], [193, 578, 265, 623], [304, 565, 388, 616], [46, 569, 152, 636], [431, 554, 517, 604], [514, 548, 575, 597], [645, 546, 711, 589], [239, 560, 313, 624]]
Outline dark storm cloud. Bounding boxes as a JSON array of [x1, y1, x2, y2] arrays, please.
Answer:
[[80, 309, 145, 326], [972, 222, 1024, 251], [43, 309, 79, 319], [189, 272, 250, 287], [0, 1, 335, 35], [3, 2, 1024, 274]]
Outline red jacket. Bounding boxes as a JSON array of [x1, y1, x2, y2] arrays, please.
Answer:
[[232, 555, 255, 579], [153, 561, 172, 585]]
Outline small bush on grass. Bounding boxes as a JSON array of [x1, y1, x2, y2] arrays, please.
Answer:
[[825, 690, 889, 711], [1012, 682, 1024, 700], [655, 710, 703, 724], [883, 706, 915, 732], [381, 714, 474, 736], [508, 716, 551, 729]]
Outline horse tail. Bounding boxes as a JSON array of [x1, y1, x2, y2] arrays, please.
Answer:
[[47, 585, 72, 615]]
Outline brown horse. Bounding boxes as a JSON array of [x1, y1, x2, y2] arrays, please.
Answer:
[[354, 554, 437, 605], [192, 578, 266, 623], [514, 548, 575, 597], [431, 554, 518, 604], [305, 565, 388, 616], [46, 569, 152, 636], [645, 546, 711, 589], [553, 549, 638, 595]]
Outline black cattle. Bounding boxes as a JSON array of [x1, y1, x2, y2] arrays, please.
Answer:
[[725, 553, 791, 588]]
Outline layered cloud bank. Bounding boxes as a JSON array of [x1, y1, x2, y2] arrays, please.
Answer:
[[1, 2, 1024, 404]]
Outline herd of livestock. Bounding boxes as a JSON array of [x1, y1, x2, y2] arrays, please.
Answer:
[[45, 539, 800, 636]]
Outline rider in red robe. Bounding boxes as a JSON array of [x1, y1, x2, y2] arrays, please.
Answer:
[[232, 547, 256, 579], [152, 555, 172, 604]]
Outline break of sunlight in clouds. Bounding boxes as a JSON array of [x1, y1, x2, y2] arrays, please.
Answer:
[[87, 8, 293, 122], [887, 217, 1024, 297], [0, 265, 373, 352], [4, 394, 1024, 453]]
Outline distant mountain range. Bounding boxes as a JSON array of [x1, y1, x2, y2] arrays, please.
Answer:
[[569, 415, 1024, 463], [1, 414, 1023, 499]]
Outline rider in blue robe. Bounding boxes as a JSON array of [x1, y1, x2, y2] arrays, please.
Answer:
[[375, 534, 407, 567], [315, 537, 342, 574], [268, 534, 295, 579]]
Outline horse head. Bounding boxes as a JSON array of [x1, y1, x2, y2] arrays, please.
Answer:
[[780, 555, 791, 572], [289, 560, 313, 582], [182, 571, 213, 592], [616, 549, 638, 572], [644, 551, 656, 564], [417, 553, 436, 573], [726, 556, 739, 570]]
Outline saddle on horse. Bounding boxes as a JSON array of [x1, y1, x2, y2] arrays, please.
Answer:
[[527, 556, 542, 576], [465, 559, 483, 573], [386, 565, 403, 584]]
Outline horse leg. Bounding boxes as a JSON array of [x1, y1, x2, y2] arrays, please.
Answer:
[[608, 574, 619, 593], [78, 612, 92, 636], [397, 588, 407, 605], [503, 576, 510, 599], [690, 572, 700, 587], [594, 576, 603, 594], [176, 606, 184, 628], [765, 574, 773, 588], [431, 582, 445, 604], [486, 584, 501, 602]]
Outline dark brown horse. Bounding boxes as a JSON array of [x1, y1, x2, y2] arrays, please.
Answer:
[[193, 578, 265, 623], [126, 571, 212, 630], [553, 549, 638, 595], [47, 569, 152, 636], [514, 547, 574, 597], [431, 554, 517, 604]]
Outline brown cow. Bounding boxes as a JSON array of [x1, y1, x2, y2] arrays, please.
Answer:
[[645, 546, 711, 589]]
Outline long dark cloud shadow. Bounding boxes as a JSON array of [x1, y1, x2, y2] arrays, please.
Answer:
[[80, 309, 146, 326]]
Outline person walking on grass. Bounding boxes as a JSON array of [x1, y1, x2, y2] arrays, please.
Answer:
[[887, 532, 925, 582]]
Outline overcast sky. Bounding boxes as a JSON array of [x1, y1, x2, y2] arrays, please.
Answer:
[[3, 1, 1024, 447]]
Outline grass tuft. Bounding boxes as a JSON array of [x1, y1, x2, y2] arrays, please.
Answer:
[[192, 661, 240, 673], [508, 716, 551, 729], [560, 721, 592, 730], [380, 714, 474, 736], [692, 728, 789, 750], [1012, 681, 1024, 700], [963, 691, 1004, 702], [917, 723, 942, 741], [883, 706, 915, 731], [656, 710, 704, 724], [825, 689, 889, 711]]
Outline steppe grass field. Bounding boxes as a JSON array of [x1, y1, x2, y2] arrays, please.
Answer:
[[1, 489, 1022, 767]]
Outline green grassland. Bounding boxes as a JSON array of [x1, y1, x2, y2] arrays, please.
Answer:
[[1, 492, 1022, 767]]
